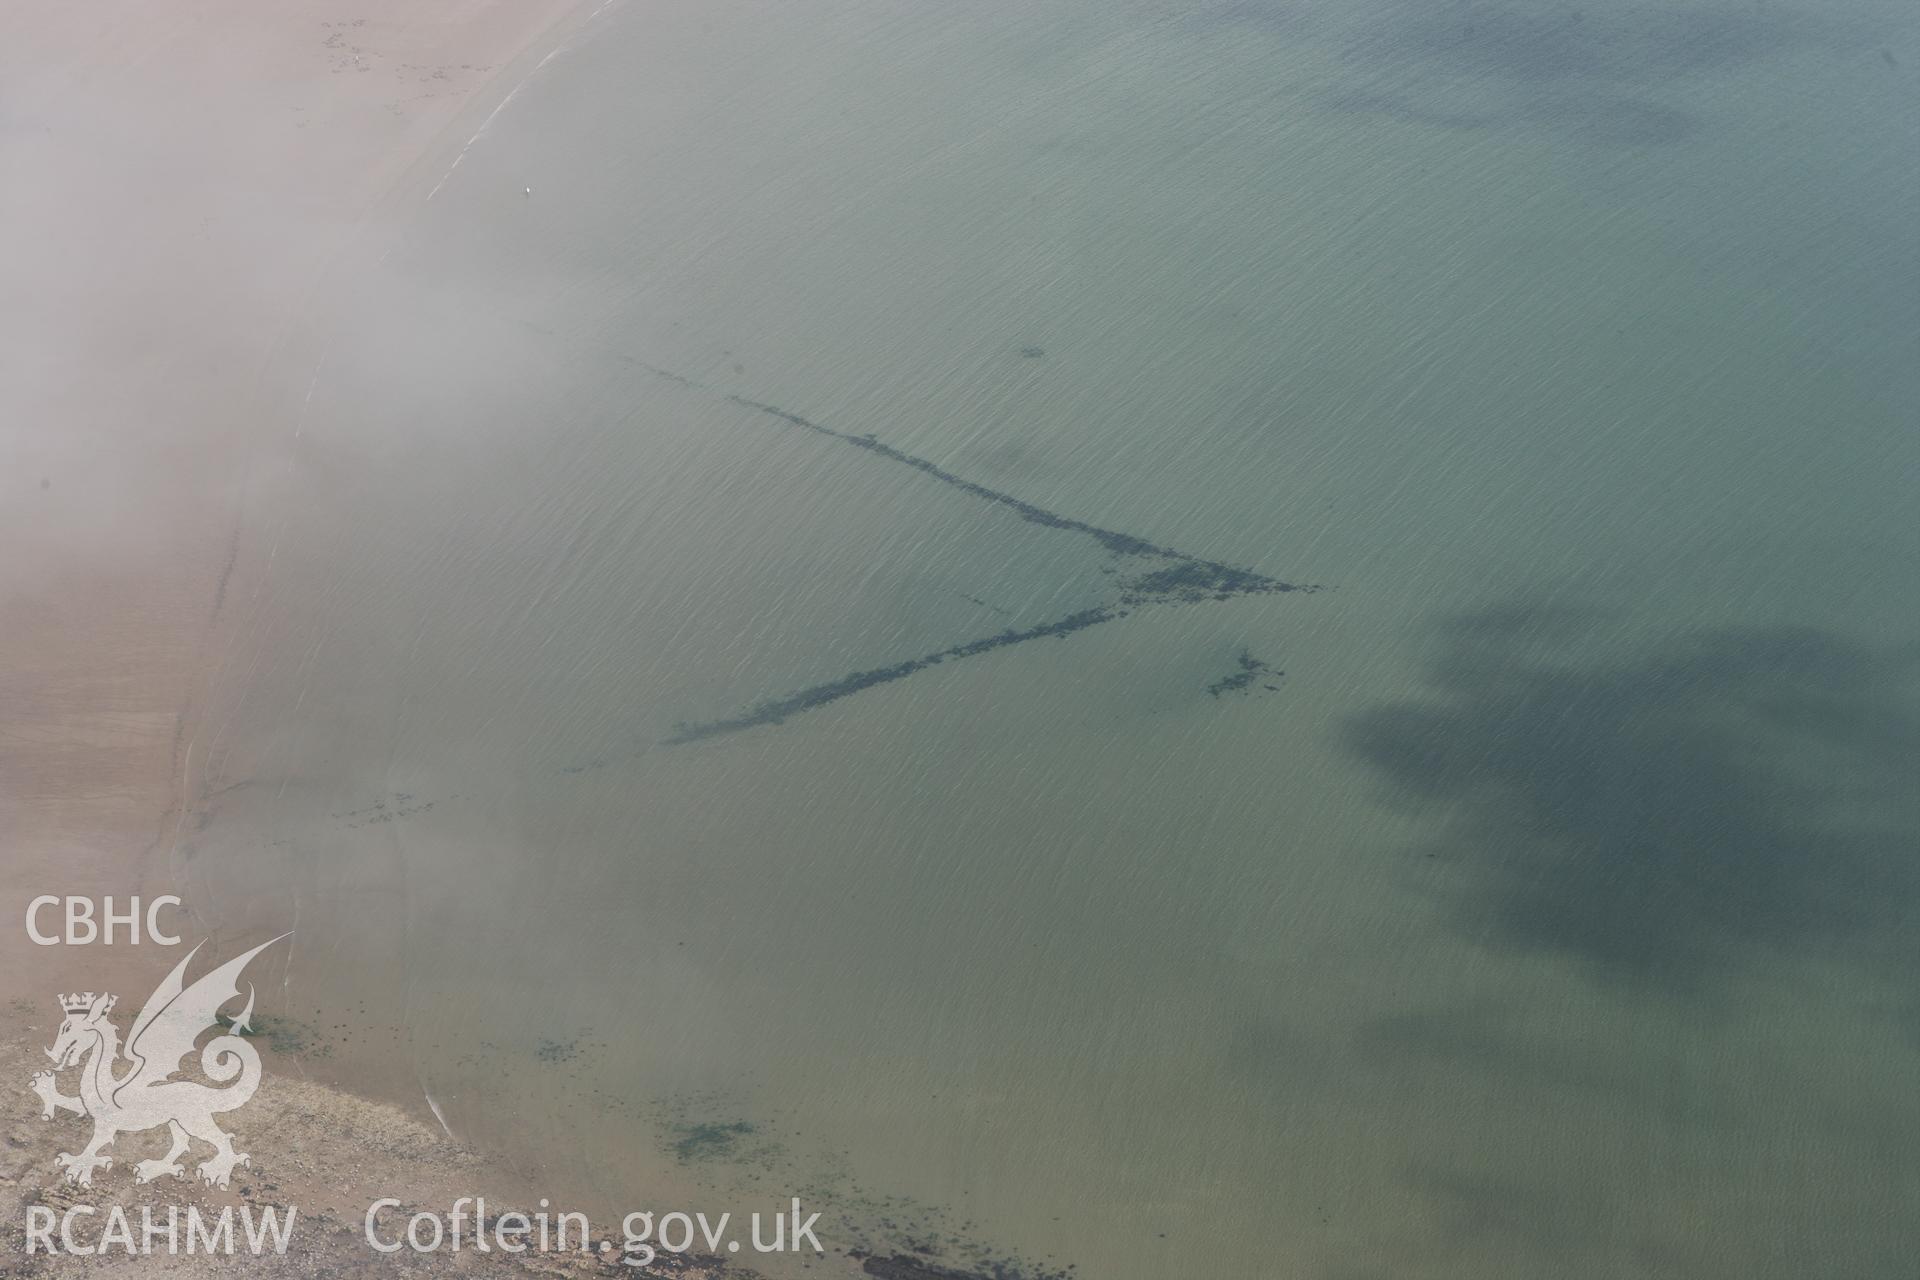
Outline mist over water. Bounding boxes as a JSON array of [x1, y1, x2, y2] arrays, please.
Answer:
[[179, 1, 1917, 1275]]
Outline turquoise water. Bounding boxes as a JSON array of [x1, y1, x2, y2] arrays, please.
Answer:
[[190, 1, 1917, 1275]]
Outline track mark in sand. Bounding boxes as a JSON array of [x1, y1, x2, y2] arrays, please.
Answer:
[[631, 362, 1323, 745]]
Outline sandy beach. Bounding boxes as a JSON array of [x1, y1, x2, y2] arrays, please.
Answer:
[[0, 1024, 636, 1278], [2, 0, 604, 991], [0, 2, 662, 1272]]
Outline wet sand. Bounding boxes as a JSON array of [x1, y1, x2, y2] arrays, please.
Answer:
[[0, 1028, 1011, 1279], [0, 1022, 628, 1278], [1, 0, 607, 1270], [1, 0, 594, 987]]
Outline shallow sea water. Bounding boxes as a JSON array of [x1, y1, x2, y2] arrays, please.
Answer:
[[185, 1, 1918, 1275]]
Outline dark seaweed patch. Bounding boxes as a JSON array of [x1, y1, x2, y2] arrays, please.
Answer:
[[670, 1120, 756, 1163], [331, 792, 435, 829], [535, 1037, 581, 1064], [855, 1251, 1073, 1280], [213, 1012, 332, 1059], [1118, 560, 1293, 606], [1344, 605, 1920, 990], [635, 1090, 1079, 1278], [959, 593, 1011, 616], [1207, 649, 1283, 698]]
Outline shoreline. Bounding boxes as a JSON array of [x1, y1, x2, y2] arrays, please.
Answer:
[[0, 1022, 1050, 1280], [2, 0, 602, 981], [2, 2, 627, 1272], [0, 13, 1068, 1270], [0, 1020, 729, 1277]]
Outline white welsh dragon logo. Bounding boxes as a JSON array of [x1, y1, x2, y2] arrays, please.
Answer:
[[28, 935, 289, 1189]]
